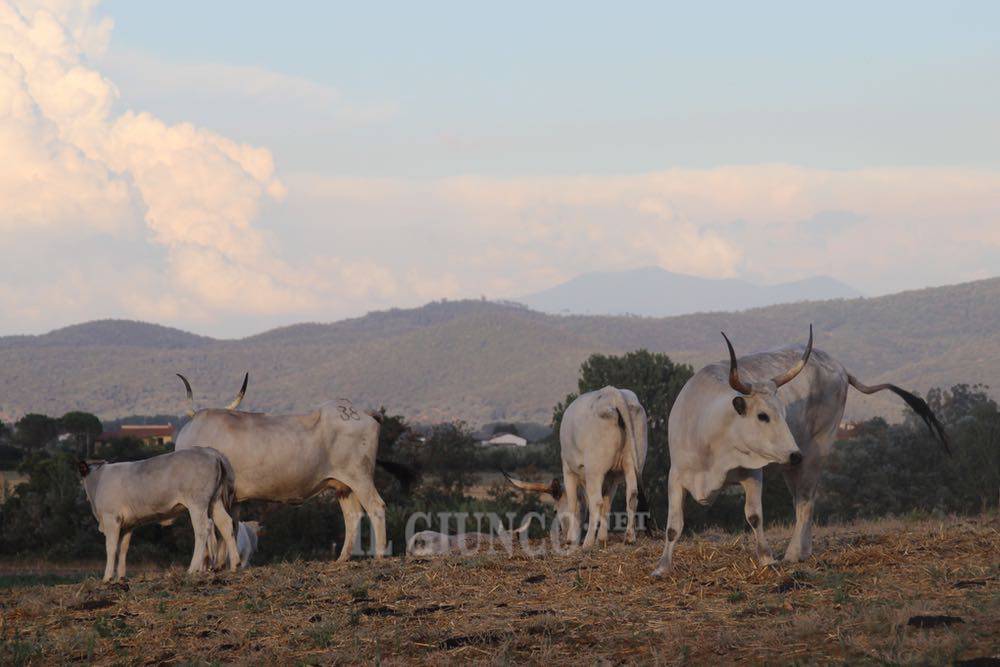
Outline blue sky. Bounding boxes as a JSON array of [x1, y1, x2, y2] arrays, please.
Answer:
[[2, 1, 998, 336], [98, 1, 1000, 175]]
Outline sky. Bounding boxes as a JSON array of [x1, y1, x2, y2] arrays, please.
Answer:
[[2, 0, 998, 337]]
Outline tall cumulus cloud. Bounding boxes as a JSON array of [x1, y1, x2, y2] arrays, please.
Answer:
[[0, 0, 311, 324]]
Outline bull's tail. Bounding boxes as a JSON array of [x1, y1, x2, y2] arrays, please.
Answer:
[[611, 388, 642, 484], [847, 373, 951, 456], [376, 458, 419, 493], [176, 373, 195, 418]]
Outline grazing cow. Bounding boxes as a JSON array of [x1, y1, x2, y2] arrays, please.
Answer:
[[506, 387, 648, 549], [173, 375, 388, 561], [651, 326, 950, 576], [406, 517, 531, 557], [77, 447, 240, 582]]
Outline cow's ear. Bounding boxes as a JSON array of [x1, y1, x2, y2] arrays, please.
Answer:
[[76, 460, 90, 477], [550, 478, 563, 501], [732, 396, 748, 416]]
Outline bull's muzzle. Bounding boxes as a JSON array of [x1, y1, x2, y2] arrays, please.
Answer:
[[788, 451, 803, 466]]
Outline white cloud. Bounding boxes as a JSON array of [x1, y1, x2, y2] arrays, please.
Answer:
[[282, 166, 1000, 306], [1, 1, 998, 337], [0, 0, 319, 323]]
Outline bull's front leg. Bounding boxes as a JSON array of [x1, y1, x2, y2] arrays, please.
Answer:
[[651, 472, 685, 577], [101, 517, 122, 582], [782, 452, 823, 562], [115, 529, 133, 581], [737, 469, 776, 566]]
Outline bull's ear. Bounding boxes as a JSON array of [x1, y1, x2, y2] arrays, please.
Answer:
[[76, 460, 90, 477], [732, 396, 748, 416], [550, 478, 563, 501]]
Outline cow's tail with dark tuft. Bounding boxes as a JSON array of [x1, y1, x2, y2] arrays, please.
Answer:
[[847, 373, 951, 456], [376, 459, 419, 494]]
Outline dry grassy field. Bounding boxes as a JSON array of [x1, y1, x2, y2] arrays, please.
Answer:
[[2, 514, 997, 665]]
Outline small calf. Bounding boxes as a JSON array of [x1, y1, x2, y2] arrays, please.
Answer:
[[214, 520, 263, 569], [77, 447, 240, 582], [407, 517, 531, 557]]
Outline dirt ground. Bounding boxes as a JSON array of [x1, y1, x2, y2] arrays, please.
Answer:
[[2, 514, 997, 665]]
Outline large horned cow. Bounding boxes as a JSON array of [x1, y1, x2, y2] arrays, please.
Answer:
[[652, 326, 949, 576], [173, 374, 389, 561]]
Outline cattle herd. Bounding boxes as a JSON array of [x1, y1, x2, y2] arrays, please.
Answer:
[[76, 326, 950, 582]]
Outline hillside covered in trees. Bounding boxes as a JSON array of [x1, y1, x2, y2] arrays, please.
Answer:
[[0, 277, 997, 424]]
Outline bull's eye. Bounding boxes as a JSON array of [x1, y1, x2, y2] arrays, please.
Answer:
[[757, 412, 770, 423]]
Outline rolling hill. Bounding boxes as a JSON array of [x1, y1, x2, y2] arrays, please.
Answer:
[[517, 267, 863, 316], [0, 278, 996, 425]]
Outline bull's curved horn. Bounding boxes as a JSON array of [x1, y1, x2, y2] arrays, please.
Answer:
[[721, 332, 752, 395], [501, 468, 558, 497], [176, 373, 195, 417], [225, 372, 249, 410], [772, 324, 814, 388]]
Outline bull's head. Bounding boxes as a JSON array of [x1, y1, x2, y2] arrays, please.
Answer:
[[718, 325, 813, 468]]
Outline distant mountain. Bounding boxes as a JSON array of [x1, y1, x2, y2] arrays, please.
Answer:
[[0, 319, 213, 350], [0, 278, 996, 425], [517, 267, 863, 316]]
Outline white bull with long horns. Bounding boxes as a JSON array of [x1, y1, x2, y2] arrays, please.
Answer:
[[652, 325, 950, 576], [173, 374, 389, 561]]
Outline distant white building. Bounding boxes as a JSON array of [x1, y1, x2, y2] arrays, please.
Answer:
[[480, 433, 528, 448]]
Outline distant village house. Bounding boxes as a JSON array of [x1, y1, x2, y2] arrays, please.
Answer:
[[479, 432, 528, 448]]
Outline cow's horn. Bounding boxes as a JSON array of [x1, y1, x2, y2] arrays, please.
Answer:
[[501, 468, 555, 495], [721, 332, 752, 395], [772, 324, 814, 388], [176, 373, 196, 417], [226, 372, 249, 410]]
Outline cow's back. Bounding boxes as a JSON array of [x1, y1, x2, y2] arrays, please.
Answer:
[[91, 447, 224, 525], [176, 407, 379, 503], [560, 388, 627, 473]]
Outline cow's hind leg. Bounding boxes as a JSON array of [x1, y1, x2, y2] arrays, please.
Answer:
[[336, 492, 363, 562], [651, 471, 685, 577], [115, 529, 133, 580], [597, 478, 621, 546], [623, 465, 640, 544], [580, 474, 605, 550], [188, 508, 213, 573], [737, 469, 776, 566], [561, 467, 582, 548], [782, 447, 824, 562], [352, 481, 388, 559], [211, 497, 240, 572]]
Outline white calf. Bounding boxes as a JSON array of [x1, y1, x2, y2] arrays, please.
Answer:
[[77, 447, 240, 581]]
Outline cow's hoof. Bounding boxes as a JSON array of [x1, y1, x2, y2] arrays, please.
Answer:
[[651, 565, 670, 578], [758, 555, 778, 567]]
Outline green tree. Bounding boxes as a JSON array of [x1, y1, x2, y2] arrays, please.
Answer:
[[59, 411, 103, 457], [820, 383, 999, 520], [552, 349, 694, 528], [14, 414, 61, 451]]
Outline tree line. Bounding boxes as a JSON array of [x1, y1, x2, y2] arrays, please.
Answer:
[[0, 350, 996, 563]]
